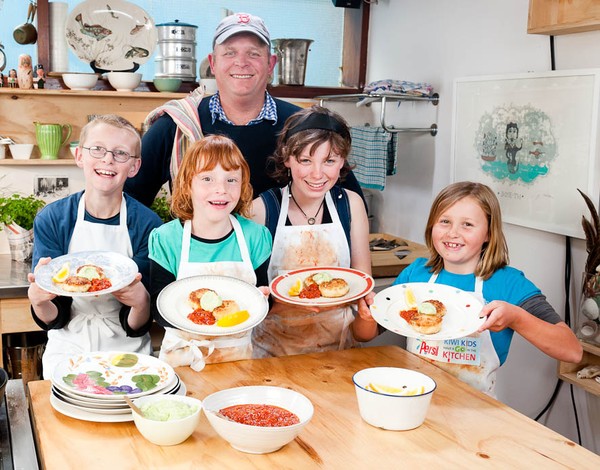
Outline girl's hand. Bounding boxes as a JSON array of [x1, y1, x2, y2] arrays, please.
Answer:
[[258, 286, 270, 297], [356, 291, 375, 321], [477, 300, 521, 332], [112, 273, 146, 307]]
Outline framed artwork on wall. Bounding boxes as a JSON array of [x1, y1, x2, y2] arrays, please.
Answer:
[[451, 70, 600, 239]]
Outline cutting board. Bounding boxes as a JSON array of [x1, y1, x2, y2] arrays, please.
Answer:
[[369, 233, 428, 278]]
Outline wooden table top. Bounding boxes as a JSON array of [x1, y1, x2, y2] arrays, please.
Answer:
[[28, 346, 599, 469]]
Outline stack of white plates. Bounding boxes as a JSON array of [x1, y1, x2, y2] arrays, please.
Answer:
[[49, 351, 185, 423]]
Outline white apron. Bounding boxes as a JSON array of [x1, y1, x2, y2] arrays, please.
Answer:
[[159, 216, 256, 371], [406, 273, 500, 397], [43, 193, 152, 379], [253, 186, 356, 358]]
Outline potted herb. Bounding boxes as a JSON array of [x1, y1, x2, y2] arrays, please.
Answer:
[[150, 189, 173, 223], [0, 193, 46, 261]]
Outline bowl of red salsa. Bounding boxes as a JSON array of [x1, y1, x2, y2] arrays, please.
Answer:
[[202, 385, 313, 454]]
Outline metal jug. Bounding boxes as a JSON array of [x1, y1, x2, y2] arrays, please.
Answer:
[[272, 38, 313, 86], [33, 122, 72, 160]]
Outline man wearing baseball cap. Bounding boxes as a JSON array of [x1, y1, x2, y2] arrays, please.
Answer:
[[125, 12, 364, 207]]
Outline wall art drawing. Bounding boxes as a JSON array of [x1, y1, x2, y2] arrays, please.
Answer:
[[452, 70, 600, 238]]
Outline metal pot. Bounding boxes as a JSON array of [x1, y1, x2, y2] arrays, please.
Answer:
[[272, 38, 313, 86], [156, 20, 197, 41], [155, 40, 196, 59], [155, 57, 197, 81]]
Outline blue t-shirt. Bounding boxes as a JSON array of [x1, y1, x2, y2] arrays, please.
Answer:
[[394, 257, 543, 364]]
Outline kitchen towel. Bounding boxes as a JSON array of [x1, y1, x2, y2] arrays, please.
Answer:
[[348, 126, 397, 191]]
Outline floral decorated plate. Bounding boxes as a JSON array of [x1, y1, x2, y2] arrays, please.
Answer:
[[35, 251, 138, 297], [65, 0, 157, 72], [51, 351, 175, 399]]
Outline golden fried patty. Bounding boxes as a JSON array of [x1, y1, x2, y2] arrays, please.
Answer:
[[318, 278, 350, 298], [60, 275, 92, 293], [76, 264, 105, 280], [409, 313, 443, 335], [212, 300, 241, 320], [422, 299, 446, 317], [188, 288, 215, 310]]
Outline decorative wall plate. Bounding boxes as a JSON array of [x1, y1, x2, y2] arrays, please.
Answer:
[[65, 0, 157, 72]]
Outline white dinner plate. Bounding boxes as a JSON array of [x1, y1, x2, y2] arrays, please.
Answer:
[[270, 267, 375, 307], [35, 251, 138, 297], [65, 0, 157, 72], [50, 383, 187, 423], [156, 275, 269, 336], [370, 282, 485, 340], [52, 351, 175, 399]]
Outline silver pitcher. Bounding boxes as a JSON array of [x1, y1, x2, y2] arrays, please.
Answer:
[[272, 39, 313, 86]]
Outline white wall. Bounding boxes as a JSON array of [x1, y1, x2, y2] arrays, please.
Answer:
[[351, 0, 599, 453]]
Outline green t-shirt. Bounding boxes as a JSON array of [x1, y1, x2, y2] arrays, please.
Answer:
[[148, 214, 272, 277]]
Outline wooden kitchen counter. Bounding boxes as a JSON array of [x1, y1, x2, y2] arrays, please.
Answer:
[[28, 346, 598, 469]]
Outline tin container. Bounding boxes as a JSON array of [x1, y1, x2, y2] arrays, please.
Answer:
[[155, 58, 197, 81], [156, 40, 196, 59], [156, 20, 197, 41]]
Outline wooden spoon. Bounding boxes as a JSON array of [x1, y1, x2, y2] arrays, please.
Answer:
[[124, 395, 143, 416]]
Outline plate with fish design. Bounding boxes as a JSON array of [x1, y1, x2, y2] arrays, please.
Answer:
[[65, 0, 157, 73]]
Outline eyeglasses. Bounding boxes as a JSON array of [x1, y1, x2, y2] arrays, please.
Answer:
[[82, 146, 136, 163]]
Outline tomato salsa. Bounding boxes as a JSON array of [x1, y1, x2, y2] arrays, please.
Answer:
[[188, 308, 216, 325], [88, 278, 112, 292], [219, 404, 300, 427], [299, 283, 321, 299], [399, 308, 418, 323]]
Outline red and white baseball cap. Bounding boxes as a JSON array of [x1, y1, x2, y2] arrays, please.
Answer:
[[213, 12, 270, 48]]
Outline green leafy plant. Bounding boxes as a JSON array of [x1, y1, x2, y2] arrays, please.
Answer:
[[150, 190, 173, 223], [0, 193, 46, 231]]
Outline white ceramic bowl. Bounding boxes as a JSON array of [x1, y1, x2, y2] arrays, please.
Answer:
[[9, 144, 34, 160], [62, 73, 99, 91], [202, 385, 313, 454], [69, 141, 79, 158], [132, 395, 202, 446], [353, 367, 436, 431], [200, 78, 217, 94], [106, 72, 142, 92]]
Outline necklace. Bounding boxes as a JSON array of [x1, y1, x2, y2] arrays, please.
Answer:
[[289, 189, 325, 225]]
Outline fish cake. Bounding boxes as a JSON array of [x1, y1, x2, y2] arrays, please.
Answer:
[[76, 264, 105, 280], [409, 313, 443, 335], [212, 300, 240, 320], [318, 278, 350, 298], [60, 275, 92, 293], [188, 288, 215, 310], [422, 299, 446, 317]]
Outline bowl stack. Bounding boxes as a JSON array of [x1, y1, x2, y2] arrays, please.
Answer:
[[49, 351, 185, 422], [155, 20, 198, 82]]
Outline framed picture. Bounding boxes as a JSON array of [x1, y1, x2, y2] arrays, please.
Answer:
[[452, 70, 600, 238]]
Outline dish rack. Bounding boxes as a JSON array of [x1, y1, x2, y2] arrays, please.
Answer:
[[316, 93, 439, 136]]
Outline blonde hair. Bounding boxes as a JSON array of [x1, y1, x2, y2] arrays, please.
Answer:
[[79, 114, 141, 157], [424, 181, 509, 280], [171, 135, 253, 220]]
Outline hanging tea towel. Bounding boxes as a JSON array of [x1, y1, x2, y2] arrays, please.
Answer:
[[348, 126, 397, 191]]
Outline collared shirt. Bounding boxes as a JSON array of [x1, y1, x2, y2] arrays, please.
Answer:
[[208, 91, 278, 126]]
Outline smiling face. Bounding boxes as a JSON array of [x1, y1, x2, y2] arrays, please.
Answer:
[[190, 163, 242, 224], [285, 141, 345, 202], [431, 196, 490, 274], [209, 33, 276, 101], [76, 122, 140, 196]]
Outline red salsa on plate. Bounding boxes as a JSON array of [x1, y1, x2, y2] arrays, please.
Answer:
[[89, 278, 112, 292], [188, 308, 216, 325], [299, 283, 321, 299], [219, 404, 300, 427]]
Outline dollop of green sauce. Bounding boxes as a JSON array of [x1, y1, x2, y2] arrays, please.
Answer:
[[140, 400, 198, 421]]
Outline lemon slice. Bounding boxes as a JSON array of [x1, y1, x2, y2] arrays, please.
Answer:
[[366, 382, 426, 396], [52, 263, 70, 283], [216, 310, 250, 327], [288, 278, 302, 296], [404, 287, 417, 308]]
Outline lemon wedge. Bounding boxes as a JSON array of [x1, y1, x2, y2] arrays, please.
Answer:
[[216, 310, 250, 327], [366, 382, 425, 396], [52, 263, 70, 283], [288, 278, 303, 296], [404, 287, 417, 308]]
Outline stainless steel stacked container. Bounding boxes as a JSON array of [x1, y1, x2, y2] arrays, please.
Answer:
[[155, 20, 198, 82]]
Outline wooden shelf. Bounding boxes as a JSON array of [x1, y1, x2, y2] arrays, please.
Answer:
[[0, 159, 76, 166], [528, 0, 600, 35], [558, 340, 600, 396]]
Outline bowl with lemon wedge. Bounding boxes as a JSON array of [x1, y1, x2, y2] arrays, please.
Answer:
[[353, 367, 436, 431]]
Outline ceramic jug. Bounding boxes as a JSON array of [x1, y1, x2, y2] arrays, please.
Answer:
[[34, 122, 72, 160]]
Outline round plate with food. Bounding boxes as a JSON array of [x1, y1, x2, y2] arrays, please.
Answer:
[[156, 275, 269, 336], [370, 282, 485, 340], [35, 251, 138, 297], [270, 267, 374, 308]]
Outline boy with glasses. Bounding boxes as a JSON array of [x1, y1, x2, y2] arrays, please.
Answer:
[[27, 114, 163, 379]]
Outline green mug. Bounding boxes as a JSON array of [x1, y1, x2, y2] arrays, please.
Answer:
[[34, 122, 72, 160]]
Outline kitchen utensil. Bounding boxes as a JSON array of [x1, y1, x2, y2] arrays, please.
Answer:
[[154, 58, 196, 81], [124, 395, 143, 415], [156, 20, 197, 41], [272, 38, 313, 86], [13, 22, 37, 45], [34, 122, 72, 160]]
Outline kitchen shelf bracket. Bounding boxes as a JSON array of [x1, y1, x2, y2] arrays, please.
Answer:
[[317, 92, 439, 136]]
